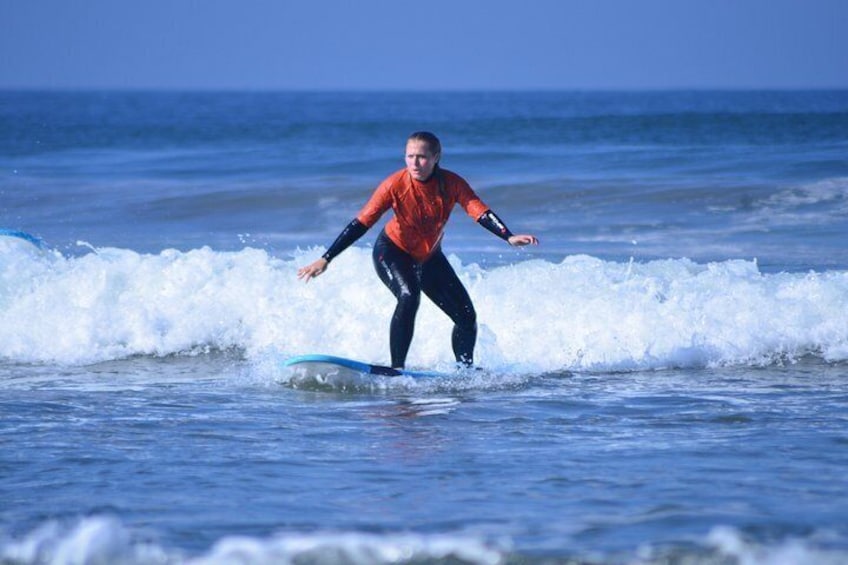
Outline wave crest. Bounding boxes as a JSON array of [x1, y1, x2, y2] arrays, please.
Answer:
[[2, 244, 848, 371]]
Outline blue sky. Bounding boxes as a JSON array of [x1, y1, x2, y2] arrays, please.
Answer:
[[1, 0, 846, 90]]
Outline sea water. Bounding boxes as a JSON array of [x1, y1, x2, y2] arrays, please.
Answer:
[[1, 91, 848, 564]]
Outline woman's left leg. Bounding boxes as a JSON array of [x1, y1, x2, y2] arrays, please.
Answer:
[[421, 250, 477, 366]]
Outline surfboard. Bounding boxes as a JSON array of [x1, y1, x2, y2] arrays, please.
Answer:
[[282, 354, 449, 378], [0, 229, 47, 250]]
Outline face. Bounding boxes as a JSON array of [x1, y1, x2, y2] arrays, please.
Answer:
[[405, 140, 439, 181]]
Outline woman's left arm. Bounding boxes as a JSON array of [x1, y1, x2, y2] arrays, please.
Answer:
[[477, 209, 539, 246]]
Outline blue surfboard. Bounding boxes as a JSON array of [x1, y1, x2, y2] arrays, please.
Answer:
[[282, 354, 448, 378], [0, 229, 47, 250]]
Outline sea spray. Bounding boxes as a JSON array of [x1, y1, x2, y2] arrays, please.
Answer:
[[3, 243, 848, 371]]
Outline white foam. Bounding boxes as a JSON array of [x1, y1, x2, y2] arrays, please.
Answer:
[[708, 526, 848, 565], [0, 516, 167, 565], [192, 532, 506, 565], [747, 176, 848, 227], [2, 243, 848, 372], [0, 517, 506, 565], [4, 517, 847, 565]]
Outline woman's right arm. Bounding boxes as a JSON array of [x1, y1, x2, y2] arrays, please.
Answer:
[[297, 174, 395, 282], [297, 219, 368, 282]]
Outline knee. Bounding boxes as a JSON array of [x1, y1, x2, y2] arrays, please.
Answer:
[[396, 288, 421, 314], [458, 303, 476, 329]]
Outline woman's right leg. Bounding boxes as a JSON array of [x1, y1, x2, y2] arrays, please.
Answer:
[[372, 231, 421, 368], [420, 249, 477, 367]]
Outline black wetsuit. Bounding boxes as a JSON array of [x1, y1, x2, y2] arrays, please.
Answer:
[[373, 229, 477, 368], [323, 209, 513, 369]]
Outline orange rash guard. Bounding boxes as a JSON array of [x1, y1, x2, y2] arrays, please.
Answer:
[[356, 168, 490, 262]]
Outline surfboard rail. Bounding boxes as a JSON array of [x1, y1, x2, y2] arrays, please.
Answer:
[[0, 229, 47, 249], [282, 354, 447, 378]]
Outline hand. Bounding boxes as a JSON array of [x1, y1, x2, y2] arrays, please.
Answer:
[[508, 234, 539, 246], [297, 258, 329, 282]]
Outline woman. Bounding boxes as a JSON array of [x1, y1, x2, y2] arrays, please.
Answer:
[[298, 131, 538, 369]]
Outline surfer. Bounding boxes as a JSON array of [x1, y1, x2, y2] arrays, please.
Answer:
[[297, 131, 538, 369]]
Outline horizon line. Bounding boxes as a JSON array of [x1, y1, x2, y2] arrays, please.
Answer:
[[2, 85, 848, 94]]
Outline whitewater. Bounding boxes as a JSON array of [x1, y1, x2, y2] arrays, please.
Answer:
[[3, 239, 848, 372]]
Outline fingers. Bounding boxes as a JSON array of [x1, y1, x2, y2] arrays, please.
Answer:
[[298, 267, 321, 280], [296, 267, 314, 281], [297, 259, 328, 282], [509, 234, 539, 246]]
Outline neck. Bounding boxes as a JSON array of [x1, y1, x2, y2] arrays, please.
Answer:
[[415, 166, 440, 183]]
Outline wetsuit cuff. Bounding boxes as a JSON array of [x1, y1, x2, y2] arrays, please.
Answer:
[[322, 219, 369, 262], [477, 210, 514, 241]]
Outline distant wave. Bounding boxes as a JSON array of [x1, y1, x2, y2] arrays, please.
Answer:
[[746, 176, 848, 225], [2, 515, 845, 565]]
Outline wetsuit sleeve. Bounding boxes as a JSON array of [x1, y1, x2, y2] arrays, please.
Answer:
[[453, 176, 489, 220], [356, 176, 394, 228], [321, 219, 369, 262], [322, 174, 398, 262], [477, 210, 514, 241]]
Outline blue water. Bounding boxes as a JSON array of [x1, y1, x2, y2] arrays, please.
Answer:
[[1, 90, 848, 564]]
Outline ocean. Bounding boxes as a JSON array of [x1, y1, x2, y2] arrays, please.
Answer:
[[1, 90, 847, 564]]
